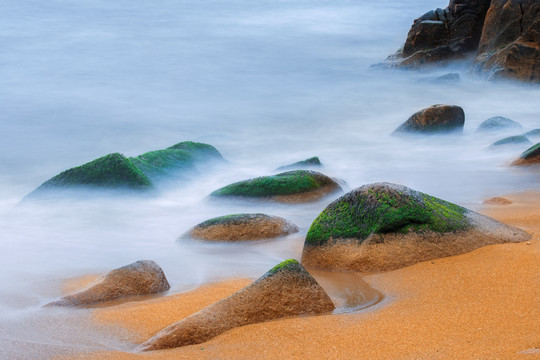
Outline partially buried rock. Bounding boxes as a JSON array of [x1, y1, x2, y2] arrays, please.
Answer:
[[183, 213, 299, 241], [47, 260, 170, 307], [512, 143, 540, 166], [138, 259, 334, 351], [483, 197, 512, 205], [477, 116, 523, 132], [490, 135, 531, 148], [393, 104, 465, 134], [210, 170, 341, 203], [523, 129, 540, 139], [276, 156, 322, 171], [302, 183, 530, 272]]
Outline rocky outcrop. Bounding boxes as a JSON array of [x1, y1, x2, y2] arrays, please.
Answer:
[[47, 260, 170, 307], [302, 183, 530, 272], [477, 116, 523, 132], [276, 157, 322, 171], [393, 105, 465, 134], [388, 0, 491, 67], [490, 135, 531, 147], [183, 213, 299, 241], [512, 142, 540, 165], [210, 170, 342, 203], [138, 259, 334, 351]]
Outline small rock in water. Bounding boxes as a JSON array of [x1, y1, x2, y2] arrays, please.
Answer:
[[476, 116, 523, 132], [138, 259, 334, 350], [47, 260, 170, 307], [276, 156, 322, 171], [392, 104, 465, 134], [489, 135, 531, 148], [483, 197, 512, 205]]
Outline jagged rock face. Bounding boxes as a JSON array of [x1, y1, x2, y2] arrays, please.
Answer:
[[47, 260, 170, 307], [474, 0, 540, 82], [512, 142, 540, 165], [139, 259, 334, 351], [302, 183, 531, 272], [393, 105, 465, 134], [391, 0, 491, 67], [184, 213, 299, 241]]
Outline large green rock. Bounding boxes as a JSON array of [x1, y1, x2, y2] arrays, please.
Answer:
[[210, 170, 341, 202], [302, 182, 530, 272]]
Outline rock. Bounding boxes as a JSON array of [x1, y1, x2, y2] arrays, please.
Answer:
[[301, 183, 530, 272], [436, 73, 460, 82], [483, 197, 512, 205], [490, 135, 532, 147], [210, 170, 342, 203], [183, 213, 299, 241], [387, 0, 491, 68], [393, 105, 465, 134], [276, 157, 322, 171], [512, 142, 540, 166], [138, 259, 334, 351], [477, 116, 523, 132], [523, 129, 540, 138], [47, 260, 170, 307], [473, 0, 540, 82]]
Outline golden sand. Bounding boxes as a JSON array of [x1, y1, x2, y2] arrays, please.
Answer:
[[65, 192, 540, 359]]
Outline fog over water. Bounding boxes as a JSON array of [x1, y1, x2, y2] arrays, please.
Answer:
[[1, 0, 540, 357]]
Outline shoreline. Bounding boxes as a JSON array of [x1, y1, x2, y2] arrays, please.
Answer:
[[61, 191, 540, 359]]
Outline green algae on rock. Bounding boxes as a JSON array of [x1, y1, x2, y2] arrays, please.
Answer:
[[184, 213, 299, 241], [490, 135, 532, 147], [139, 259, 334, 351], [302, 182, 531, 272], [276, 156, 322, 171], [210, 170, 341, 203], [512, 143, 540, 166]]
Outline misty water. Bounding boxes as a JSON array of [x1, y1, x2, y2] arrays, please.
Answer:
[[1, 0, 540, 357]]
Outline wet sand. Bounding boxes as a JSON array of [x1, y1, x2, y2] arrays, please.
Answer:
[[64, 192, 540, 359]]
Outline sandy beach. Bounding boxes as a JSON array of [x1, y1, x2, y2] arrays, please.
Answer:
[[58, 191, 540, 360]]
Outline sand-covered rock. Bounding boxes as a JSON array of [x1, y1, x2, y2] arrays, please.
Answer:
[[477, 116, 523, 132], [490, 135, 531, 148], [47, 260, 170, 307], [210, 170, 341, 203], [393, 105, 465, 134], [512, 143, 540, 166], [302, 183, 530, 272], [138, 259, 334, 351], [183, 213, 299, 241], [276, 157, 322, 171]]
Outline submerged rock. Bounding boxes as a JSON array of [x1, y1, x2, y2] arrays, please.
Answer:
[[210, 170, 341, 203], [490, 135, 532, 147], [523, 129, 540, 138], [302, 183, 530, 272], [139, 259, 334, 351], [47, 260, 170, 307], [276, 156, 322, 171], [436, 73, 460, 82], [477, 116, 523, 132], [393, 105, 465, 134], [512, 143, 540, 166], [183, 213, 299, 241]]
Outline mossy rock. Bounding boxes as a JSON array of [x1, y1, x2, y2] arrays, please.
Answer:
[[139, 259, 334, 350], [523, 129, 540, 138], [130, 141, 223, 180], [302, 182, 530, 272], [184, 213, 299, 241], [393, 104, 465, 134], [476, 116, 523, 132], [276, 157, 322, 171], [512, 142, 540, 165], [210, 170, 341, 203], [490, 135, 531, 147], [31, 153, 151, 195]]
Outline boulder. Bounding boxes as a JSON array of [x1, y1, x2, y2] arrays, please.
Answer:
[[387, 0, 491, 68], [473, 0, 540, 82], [276, 156, 322, 171], [490, 135, 532, 147], [477, 116, 523, 132], [210, 170, 342, 203], [183, 213, 299, 241], [139, 259, 334, 351], [512, 142, 540, 166], [47, 260, 170, 307], [301, 183, 530, 272], [393, 105, 465, 134]]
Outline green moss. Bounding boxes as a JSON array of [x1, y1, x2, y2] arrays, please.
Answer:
[[266, 259, 302, 276], [38, 153, 151, 190], [210, 170, 335, 198], [305, 183, 470, 246], [521, 142, 540, 159], [492, 135, 531, 146]]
